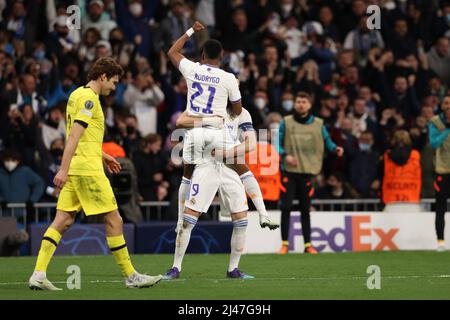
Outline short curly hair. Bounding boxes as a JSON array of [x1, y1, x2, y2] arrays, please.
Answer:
[[87, 57, 124, 81]]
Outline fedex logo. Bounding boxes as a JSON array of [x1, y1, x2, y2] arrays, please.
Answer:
[[289, 215, 399, 252]]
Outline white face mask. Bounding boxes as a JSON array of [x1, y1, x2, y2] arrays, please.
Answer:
[[282, 4, 293, 14], [129, 3, 143, 17], [254, 98, 266, 110], [4, 160, 18, 172], [282, 100, 294, 112]]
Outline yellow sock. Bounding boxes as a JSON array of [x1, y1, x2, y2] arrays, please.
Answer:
[[438, 240, 445, 246], [304, 242, 312, 248], [107, 235, 135, 277], [35, 227, 62, 272], [282, 241, 289, 247]]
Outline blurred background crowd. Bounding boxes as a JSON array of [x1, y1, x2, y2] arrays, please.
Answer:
[[1, 0, 450, 222]]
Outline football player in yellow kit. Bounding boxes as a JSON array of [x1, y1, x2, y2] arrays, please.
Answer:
[[29, 57, 162, 290]]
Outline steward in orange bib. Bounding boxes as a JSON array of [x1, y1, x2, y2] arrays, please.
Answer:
[[381, 130, 422, 204], [245, 142, 281, 202]]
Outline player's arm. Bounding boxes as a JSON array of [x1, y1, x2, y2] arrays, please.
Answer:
[[228, 77, 243, 116], [167, 21, 205, 68], [230, 100, 243, 117], [176, 110, 224, 129], [225, 130, 257, 158], [102, 151, 122, 174], [53, 122, 85, 189]]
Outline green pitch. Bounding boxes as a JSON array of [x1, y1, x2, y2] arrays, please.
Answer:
[[1, 251, 450, 300]]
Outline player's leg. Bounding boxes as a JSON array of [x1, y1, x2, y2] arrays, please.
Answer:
[[297, 174, 317, 254], [218, 165, 253, 279], [164, 162, 220, 279], [103, 209, 162, 287], [176, 127, 203, 232], [29, 210, 77, 290], [176, 163, 195, 232], [228, 163, 278, 229], [77, 175, 162, 288], [279, 172, 297, 254], [434, 174, 449, 251], [164, 207, 202, 279], [227, 210, 254, 279], [29, 176, 80, 290]]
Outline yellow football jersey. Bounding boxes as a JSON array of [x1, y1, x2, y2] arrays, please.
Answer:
[[66, 86, 104, 176]]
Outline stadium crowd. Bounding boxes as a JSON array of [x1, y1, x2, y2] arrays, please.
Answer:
[[1, 0, 450, 222]]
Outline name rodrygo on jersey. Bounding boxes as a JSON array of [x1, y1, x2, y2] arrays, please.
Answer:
[[178, 58, 241, 118]]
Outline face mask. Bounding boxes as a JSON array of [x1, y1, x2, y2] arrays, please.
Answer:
[[254, 98, 266, 110], [51, 148, 63, 158], [34, 50, 45, 61], [126, 125, 136, 135], [4, 160, 18, 172], [282, 4, 293, 14], [282, 100, 294, 112], [129, 3, 143, 17], [359, 143, 371, 152], [110, 38, 122, 46]]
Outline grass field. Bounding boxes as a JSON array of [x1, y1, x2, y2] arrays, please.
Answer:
[[1, 251, 450, 300]]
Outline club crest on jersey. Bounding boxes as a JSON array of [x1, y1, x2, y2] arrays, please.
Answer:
[[85, 100, 94, 110]]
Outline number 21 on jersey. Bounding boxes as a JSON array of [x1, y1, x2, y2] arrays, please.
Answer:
[[190, 82, 216, 114]]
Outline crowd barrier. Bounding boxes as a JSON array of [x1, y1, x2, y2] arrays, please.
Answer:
[[24, 210, 450, 256]]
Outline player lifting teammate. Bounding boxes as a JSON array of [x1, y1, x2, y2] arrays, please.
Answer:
[[166, 21, 278, 236]]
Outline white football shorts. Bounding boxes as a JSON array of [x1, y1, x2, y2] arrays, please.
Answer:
[[182, 127, 226, 165], [185, 162, 248, 214]]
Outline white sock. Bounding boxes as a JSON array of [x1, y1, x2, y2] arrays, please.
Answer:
[[32, 270, 46, 281], [240, 173, 268, 217], [177, 177, 191, 226], [173, 214, 198, 271], [228, 217, 248, 272]]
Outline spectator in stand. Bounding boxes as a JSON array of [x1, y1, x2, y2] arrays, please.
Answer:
[[78, 27, 102, 75], [1, 73, 47, 117], [427, 37, 450, 87], [158, 0, 198, 57], [390, 74, 420, 120], [123, 72, 165, 136], [316, 172, 355, 202], [345, 130, 379, 198], [347, 98, 377, 138], [122, 114, 141, 157], [82, 0, 117, 41], [132, 134, 168, 202], [343, 15, 385, 66], [0, 103, 39, 168], [40, 138, 64, 202], [40, 103, 65, 151], [0, 149, 44, 223]]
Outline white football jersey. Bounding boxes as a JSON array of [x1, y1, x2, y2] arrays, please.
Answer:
[[223, 108, 254, 146], [178, 58, 242, 118]]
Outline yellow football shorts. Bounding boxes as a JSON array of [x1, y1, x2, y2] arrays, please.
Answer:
[[56, 174, 118, 215]]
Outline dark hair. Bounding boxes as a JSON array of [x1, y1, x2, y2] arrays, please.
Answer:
[[143, 133, 161, 147], [329, 172, 344, 183], [202, 39, 223, 60], [296, 91, 312, 103], [1, 149, 21, 162], [87, 57, 124, 81]]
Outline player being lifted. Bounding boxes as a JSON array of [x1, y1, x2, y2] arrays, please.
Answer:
[[163, 106, 265, 280], [28, 58, 162, 290], [167, 21, 278, 234]]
